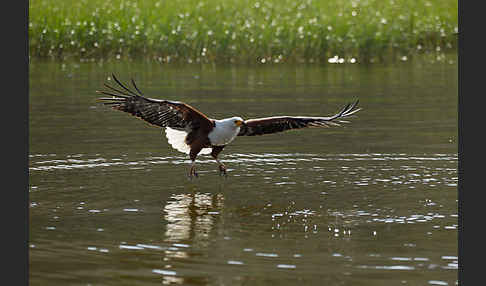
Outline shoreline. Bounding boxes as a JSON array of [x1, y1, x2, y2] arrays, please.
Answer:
[[29, 0, 458, 64]]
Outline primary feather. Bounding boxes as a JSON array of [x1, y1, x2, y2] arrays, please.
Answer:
[[97, 74, 212, 131]]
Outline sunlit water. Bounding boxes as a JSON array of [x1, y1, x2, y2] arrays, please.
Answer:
[[29, 58, 457, 285]]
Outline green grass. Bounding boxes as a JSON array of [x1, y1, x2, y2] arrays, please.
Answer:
[[29, 0, 457, 63]]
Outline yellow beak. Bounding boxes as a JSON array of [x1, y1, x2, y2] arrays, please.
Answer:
[[235, 120, 243, 126]]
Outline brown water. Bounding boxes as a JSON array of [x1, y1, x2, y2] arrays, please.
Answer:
[[29, 58, 458, 285]]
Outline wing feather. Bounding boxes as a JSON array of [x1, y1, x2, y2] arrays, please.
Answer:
[[97, 74, 213, 131], [238, 100, 361, 136]]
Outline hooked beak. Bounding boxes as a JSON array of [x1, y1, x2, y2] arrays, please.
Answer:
[[235, 120, 244, 127]]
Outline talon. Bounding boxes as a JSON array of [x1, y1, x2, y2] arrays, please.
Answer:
[[189, 165, 198, 178], [218, 164, 227, 177]]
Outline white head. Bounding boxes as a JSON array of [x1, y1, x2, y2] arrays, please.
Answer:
[[209, 116, 245, 146], [220, 116, 244, 129]]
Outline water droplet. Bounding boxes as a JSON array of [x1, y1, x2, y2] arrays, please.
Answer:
[[428, 281, 448, 286], [277, 264, 296, 269], [152, 269, 177, 276]]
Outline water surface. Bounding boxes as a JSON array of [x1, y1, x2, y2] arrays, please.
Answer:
[[29, 59, 457, 285]]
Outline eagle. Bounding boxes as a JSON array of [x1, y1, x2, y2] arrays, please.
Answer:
[[97, 74, 361, 178]]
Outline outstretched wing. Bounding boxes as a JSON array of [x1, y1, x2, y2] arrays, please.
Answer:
[[238, 100, 361, 136], [97, 74, 213, 131]]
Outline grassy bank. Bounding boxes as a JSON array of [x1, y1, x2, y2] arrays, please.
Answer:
[[29, 0, 457, 63]]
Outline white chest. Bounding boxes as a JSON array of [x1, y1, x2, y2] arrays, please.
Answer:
[[208, 121, 240, 146]]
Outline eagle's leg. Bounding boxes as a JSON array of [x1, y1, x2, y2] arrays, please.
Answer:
[[189, 160, 198, 178], [188, 147, 202, 178], [211, 146, 226, 176], [217, 159, 227, 176]]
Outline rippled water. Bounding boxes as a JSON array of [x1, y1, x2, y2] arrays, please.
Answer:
[[29, 59, 457, 285]]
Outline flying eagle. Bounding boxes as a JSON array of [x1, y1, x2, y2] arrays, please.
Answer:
[[97, 74, 361, 178]]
